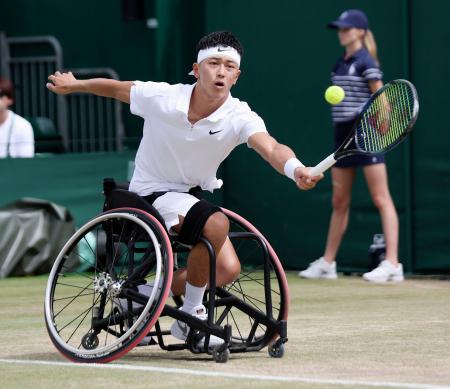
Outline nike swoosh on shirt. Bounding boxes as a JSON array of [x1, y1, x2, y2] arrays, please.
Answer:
[[209, 129, 223, 135]]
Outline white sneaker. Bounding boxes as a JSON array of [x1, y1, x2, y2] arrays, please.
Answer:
[[363, 260, 404, 283], [170, 304, 224, 348], [298, 257, 337, 279]]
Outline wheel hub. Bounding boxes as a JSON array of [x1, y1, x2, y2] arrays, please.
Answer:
[[93, 272, 113, 293]]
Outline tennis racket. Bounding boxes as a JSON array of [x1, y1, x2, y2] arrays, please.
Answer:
[[310, 79, 419, 176]]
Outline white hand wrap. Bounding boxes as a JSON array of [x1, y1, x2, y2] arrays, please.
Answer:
[[284, 158, 305, 182]]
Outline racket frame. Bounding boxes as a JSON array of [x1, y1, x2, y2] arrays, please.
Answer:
[[310, 79, 419, 176]]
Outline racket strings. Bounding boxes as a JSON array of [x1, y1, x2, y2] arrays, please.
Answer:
[[356, 82, 416, 153]]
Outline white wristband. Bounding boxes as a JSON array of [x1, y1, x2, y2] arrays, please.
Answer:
[[284, 158, 305, 182]]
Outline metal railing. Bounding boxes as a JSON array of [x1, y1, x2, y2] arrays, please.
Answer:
[[65, 68, 124, 152], [3, 35, 68, 149], [0, 34, 124, 152]]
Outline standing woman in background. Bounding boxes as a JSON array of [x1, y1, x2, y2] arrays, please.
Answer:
[[299, 10, 404, 282]]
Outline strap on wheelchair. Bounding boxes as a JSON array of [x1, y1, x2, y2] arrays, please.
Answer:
[[178, 199, 222, 245]]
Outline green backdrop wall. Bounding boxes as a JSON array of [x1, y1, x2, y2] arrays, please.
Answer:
[[1, 0, 449, 273], [408, 0, 450, 272], [203, 0, 412, 272]]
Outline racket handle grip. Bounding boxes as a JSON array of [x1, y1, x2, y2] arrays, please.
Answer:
[[309, 154, 337, 176]]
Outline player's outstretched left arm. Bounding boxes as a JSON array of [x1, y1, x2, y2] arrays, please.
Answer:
[[47, 71, 133, 104], [248, 132, 323, 190]]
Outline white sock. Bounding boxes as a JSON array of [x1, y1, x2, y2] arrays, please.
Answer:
[[182, 282, 206, 312]]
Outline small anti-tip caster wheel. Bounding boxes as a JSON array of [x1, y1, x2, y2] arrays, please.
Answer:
[[81, 332, 99, 350], [212, 347, 230, 363], [268, 341, 285, 358]]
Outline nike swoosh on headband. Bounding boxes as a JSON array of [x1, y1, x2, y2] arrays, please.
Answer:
[[188, 45, 241, 75]]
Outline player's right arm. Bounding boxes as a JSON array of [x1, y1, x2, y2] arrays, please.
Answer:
[[47, 71, 133, 104]]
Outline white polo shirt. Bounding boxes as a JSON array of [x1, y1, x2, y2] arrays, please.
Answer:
[[0, 110, 34, 158], [129, 81, 267, 196]]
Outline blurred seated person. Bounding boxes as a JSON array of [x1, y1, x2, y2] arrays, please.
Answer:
[[0, 78, 34, 158]]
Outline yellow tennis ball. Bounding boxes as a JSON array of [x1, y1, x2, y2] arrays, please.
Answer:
[[325, 85, 345, 105]]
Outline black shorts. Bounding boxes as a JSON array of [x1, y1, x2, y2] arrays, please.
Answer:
[[333, 120, 385, 168]]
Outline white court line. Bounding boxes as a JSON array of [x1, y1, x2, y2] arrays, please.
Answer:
[[0, 358, 449, 389]]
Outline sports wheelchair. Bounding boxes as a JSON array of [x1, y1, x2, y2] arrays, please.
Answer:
[[44, 179, 289, 363]]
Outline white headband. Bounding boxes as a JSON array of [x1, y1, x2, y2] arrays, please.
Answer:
[[188, 45, 241, 75]]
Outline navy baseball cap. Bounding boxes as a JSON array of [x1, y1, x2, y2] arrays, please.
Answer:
[[328, 9, 369, 30]]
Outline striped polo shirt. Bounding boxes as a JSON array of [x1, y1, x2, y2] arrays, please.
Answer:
[[330, 47, 383, 124]]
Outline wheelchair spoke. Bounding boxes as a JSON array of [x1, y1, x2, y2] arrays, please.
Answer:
[[112, 227, 155, 282], [233, 275, 279, 283], [106, 220, 125, 272], [69, 307, 97, 346], [226, 283, 266, 313], [113, 247, 131, 280], [228, 309, 244, 342], [116, 236, 135, 272], [233, 279, 258, 333], [76, 233, 106, 274], [72, 248, 103, 274], [60, 267, 95, 281], [56, 281, 91, 290], [235, 270, 281, 298], [53, 292, 94, 302], [82, 235, 97, 262], [236, 267, 266, 283], [53, 281, 93, 319], [58, 293, 101, 337]]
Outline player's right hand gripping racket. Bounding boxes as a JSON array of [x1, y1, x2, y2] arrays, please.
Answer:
[[310, 79, 419, 176]]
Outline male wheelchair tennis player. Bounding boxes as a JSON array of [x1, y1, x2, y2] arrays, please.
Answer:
[[44, 178, 289, 363]]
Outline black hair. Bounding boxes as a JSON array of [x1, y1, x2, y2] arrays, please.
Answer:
[[195, 31, 244, 57]]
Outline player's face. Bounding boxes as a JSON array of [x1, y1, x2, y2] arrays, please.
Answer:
[[0, 95, 13, 113], [196, 57, 241, 97], [338, 27, 365, 47]]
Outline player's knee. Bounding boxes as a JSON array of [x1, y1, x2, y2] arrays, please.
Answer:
[[332, 195, 350, 211], [227, 260, 241, 282], [217, 257, 241, 285], [203, 212, 229, 246]]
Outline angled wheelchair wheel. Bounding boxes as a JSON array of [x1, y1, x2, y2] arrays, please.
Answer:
[[213, 208, 289, 352], [44, 208, 173, 363]]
